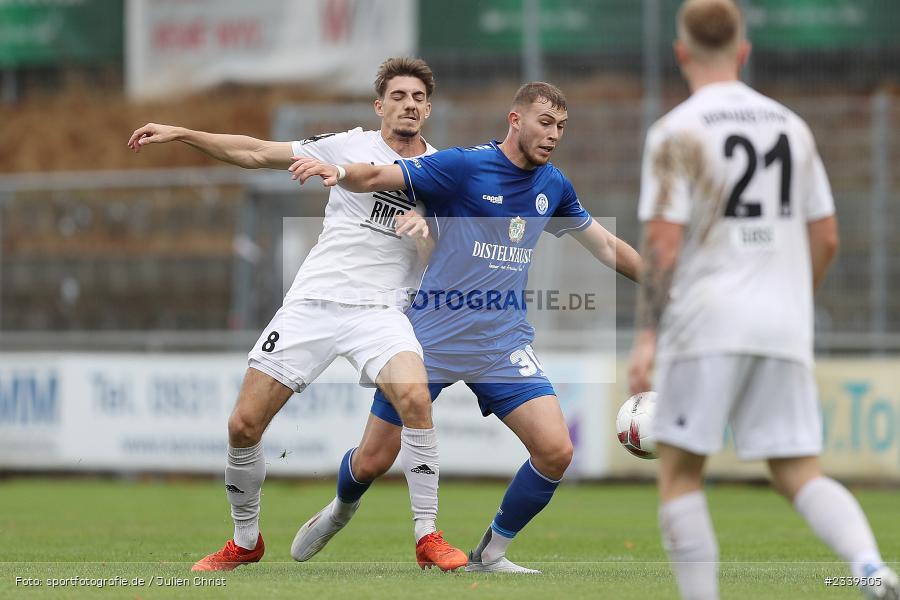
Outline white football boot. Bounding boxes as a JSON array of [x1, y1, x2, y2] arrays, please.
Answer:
[[862, 564, 900, 600], [464, 527, 541, 574], [291, 498, 359, 562]]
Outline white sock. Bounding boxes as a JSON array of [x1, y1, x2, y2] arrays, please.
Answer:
[[793, 477, 883, 578], [659, 491, 719, 600], [330, 497, 359, 524], [399, 426, 438, 541], [226, 441, 265, 550], [481, 528, 513, 564]]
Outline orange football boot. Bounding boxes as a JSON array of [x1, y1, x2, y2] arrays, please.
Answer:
[[191, 534, 265, 571], [415, 531, 468, 572]]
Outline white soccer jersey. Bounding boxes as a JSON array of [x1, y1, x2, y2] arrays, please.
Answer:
[[638, 81, 835, 366], [287, 128, 435, 307]]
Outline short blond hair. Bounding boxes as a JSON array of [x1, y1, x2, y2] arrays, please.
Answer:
[[512, 81, 567, 111], [678, 0, 744, 59]]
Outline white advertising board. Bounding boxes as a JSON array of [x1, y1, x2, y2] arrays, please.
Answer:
[[126, 0, 416, 99], [0, 352, 611, 478]]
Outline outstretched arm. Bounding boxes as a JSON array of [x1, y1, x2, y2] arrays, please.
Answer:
[[571, 219, 642, 283], [127, 123, 293, 169], [288, 157, 406, 193]]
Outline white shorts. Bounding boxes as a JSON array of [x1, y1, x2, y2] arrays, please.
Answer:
[[654, 354, 822, 460], [247, 299, 422, 393]]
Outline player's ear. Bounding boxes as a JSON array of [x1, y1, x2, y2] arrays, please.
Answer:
[[673, 40, 689, 66], [374, 98, 384, 117], [423, 101, 431, 119], [737, 40, 752, 68], [508, 110, 520, 130]]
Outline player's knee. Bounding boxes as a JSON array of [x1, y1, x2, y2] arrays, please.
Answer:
[[769, 470, 812, 502], [352, 448, 395, 481], [555, 440, 575, 471], [769, 477, 793, 501], [767, 457, 821, 501], [228, 411, 264, 446], [658, 466, 704, 501], [534, 439, 573, 480], [390, 384, 432, 427]]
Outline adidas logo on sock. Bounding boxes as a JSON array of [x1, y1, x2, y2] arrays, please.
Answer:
[[410, 464, 436, 475], [225, 484, 245, 494]]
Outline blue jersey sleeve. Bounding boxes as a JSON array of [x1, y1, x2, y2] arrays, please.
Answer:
[[396, 148, 466, 210], [546, 178, 592, 237]]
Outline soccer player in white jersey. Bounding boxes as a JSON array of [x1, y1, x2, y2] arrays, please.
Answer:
[[627, 2, 899, 599], [127, 57, 467, 572]]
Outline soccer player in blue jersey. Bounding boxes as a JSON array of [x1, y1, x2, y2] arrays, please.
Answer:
[[289, 82, 641, 572]]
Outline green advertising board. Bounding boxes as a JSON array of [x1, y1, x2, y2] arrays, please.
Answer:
[[746, 0, 898, 50], [420, 0, 647, 54], [0, 0, 123, 67], [420, 0, 900, 55]]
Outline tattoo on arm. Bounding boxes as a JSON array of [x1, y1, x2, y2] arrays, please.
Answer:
[[635, 241, 675, 331]]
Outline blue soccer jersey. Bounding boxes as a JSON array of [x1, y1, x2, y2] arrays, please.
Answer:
[[399, 141, 591, 355], [372, 141, 592, 424]]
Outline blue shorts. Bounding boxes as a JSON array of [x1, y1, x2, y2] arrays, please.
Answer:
[[371, 343, 556, 426]]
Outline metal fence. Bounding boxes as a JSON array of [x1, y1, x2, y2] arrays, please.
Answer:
[[0, 91, 896, 352], [419, 1, 900, 90]]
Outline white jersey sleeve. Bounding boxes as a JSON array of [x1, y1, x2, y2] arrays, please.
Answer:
[[290, 128, 357, 164], [638, 124, 692, 224], [800, 126, 836, 222]]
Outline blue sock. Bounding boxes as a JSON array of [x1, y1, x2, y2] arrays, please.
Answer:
[[491, 459, 561, 538], [336, 448, 371, 503]]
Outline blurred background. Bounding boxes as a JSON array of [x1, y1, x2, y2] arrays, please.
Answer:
[[0, 0, 898, 481]]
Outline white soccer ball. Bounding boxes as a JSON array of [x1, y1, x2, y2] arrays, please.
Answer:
[[616, 391, 658, 460]]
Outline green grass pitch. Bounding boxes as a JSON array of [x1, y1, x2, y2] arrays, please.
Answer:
[[1, 477, 897, 598]]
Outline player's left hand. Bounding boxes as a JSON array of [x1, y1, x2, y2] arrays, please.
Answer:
[[127, 122, 180, 152], [394, 211, 429, 239], [288, 156, 339, 187], [628, 330, 657, 395]]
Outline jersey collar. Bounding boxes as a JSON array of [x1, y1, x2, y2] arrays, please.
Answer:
[[693, 80, 750, 98], [490, 139, 544, 175], [376, 132, 434, 159]]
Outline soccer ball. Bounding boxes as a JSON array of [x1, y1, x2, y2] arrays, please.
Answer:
[[616, 391, 658, 460]]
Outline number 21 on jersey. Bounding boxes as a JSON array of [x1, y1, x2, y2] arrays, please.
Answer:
[[723, 132, 792, 219]]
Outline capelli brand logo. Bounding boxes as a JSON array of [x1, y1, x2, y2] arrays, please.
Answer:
[[482, 194, 503, 204]]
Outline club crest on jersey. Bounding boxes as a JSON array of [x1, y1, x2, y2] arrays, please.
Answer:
[[535, 193, 549, 215], [509, 216, 526, 243]]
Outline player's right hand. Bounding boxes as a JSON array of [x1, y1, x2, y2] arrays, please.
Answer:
[[627, 330, 657, 396], [395, 211, 429, 239], [127, 123, 180, 152], [289, 156, 340, 187]]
